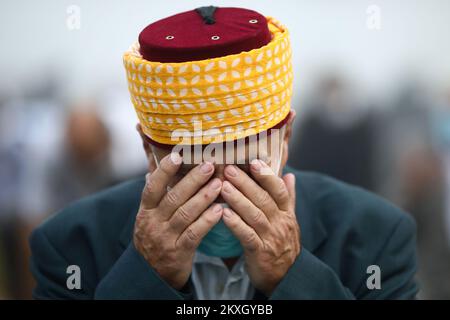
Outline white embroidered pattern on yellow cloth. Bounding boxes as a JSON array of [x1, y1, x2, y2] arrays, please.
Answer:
[[123, 17, 293, 145]]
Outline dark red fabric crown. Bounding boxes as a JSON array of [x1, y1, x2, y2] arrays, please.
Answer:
[[138, 7, 271, 63]]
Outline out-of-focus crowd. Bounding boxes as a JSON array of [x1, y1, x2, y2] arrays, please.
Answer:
[[1, 72, 450, 299], [0, 79, 148, 298], [290, 75, 450, 299]]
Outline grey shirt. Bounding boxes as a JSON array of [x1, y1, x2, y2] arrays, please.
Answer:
[[191, 251, 254, 300]]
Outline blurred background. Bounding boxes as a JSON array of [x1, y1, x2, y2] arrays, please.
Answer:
[[1, 0, 450, 299]]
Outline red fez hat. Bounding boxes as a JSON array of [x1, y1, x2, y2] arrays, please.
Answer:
[[138, 6, 272, 63]]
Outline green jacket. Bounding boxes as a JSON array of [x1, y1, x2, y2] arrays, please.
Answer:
[[29, 169, 418, 299]]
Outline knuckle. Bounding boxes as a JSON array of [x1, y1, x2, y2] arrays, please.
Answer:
[[278, 220, 296, 237], [134, 217, 159, 253], [144, 180, 152, 193], [176, 205, 191, 223], [165, 242, 178, 255], [185, 227, 200, 243], [276, 181, 289, 201], [257, 190, 271, 207], [165, 190, 180, 207], [135, 212, 153, 232], [141, 182, 153, 198], [182, 241, 195, 251], [244, 231, 257, 244], [276, 191, 289, 205], [253, 209, 265, 225], [135, 212, 147, 227]]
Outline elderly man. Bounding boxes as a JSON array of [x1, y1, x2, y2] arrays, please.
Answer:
[[29, 6, 418, 299]]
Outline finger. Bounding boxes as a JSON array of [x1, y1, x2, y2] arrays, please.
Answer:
[[282, 173, 296, 205], [283, 173, 295, 199], [222, 207, 263, 252], [249, 159, 291, 211], [159, 161, 215, 218], [221, 181, 271, 235], [141, 152, 182, 210], [176, 204, 223, 251], [224, 165, 278, 218], [169, 178, 222, 233]]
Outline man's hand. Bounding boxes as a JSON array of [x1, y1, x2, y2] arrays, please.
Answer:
[[133, 153, 223, 290], [221, 160, 300, 296]]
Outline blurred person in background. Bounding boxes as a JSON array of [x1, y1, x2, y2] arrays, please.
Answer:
[[431, 84, 450, 241], [44, 105, 115, 211], [375, 82, 435, 204], [376, 82, 450, 299], [290, 73, 450, 299], [416, 83, 450, 299], [0, 95, 22, 298], [0, 93, 116, 298], [0, 124, 24, 298], [0, 75, 63, 299], [289, 74, 377, 191]]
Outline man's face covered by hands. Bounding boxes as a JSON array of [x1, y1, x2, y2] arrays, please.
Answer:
[[149, 125, 287, 188], [147, 124, 288, 257], [134, 111, 300, 295], [137, 111, 294, 251], [143, 111, 295, 181]]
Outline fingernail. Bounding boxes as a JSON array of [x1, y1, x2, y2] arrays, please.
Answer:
[[251, 159, 261, 171], [226, 165, 237, 177], [222, 181, 233, 193], [213, 204, 223, 213], [223, 208, 233, 218], [170, 153, 182, 165], [210, 179, 222, 190], [200, 161, 213, 174]]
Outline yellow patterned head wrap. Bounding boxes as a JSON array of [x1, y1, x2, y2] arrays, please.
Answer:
[[123, 17, 293, 145]]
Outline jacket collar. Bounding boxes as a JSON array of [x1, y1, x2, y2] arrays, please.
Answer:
[[292, 172, 328, 253], [119, 168, 328, 254], [119, 177, 145, 249]]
